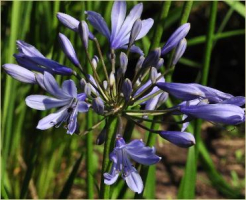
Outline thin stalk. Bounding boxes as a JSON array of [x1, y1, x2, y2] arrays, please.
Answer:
[[99, 116, 118, 199]]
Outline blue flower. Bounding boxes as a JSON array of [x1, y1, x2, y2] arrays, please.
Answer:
[[85, 1, 154, 54], [104, 135, 160, 193], [25, 72, 89, 134]]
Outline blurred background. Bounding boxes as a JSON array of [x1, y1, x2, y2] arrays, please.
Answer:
[[1, 1, 245, 199]]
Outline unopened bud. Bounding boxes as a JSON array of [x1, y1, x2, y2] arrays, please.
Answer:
[[122, 78, 132, 101], [150, 67, 158, 84], [109, 72, 115, 87], [84, 83, 92, 96], [172, 38, 187, 65], [92, 97, 104, 115], [155, 58, 164, 70], [91, 55, 99, 70], [129, 19, 142, 47], [142, 48, 161, 69], [78, 21, 89, 49], [120, 52, 128, 74], [135, 56, 145, 72], [103, 80, 108, 90], [96, 125, 107, 145], [80, 78, 86, 90]]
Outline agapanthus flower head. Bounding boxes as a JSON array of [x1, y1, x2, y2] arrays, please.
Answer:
[[104, 135, 161, 193], [25, 72, 89, 134]]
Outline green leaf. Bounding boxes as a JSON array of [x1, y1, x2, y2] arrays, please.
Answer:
[[224, 0, 245, 18]]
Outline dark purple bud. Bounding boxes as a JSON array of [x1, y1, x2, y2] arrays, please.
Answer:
[[172, 38, 187, 65], [159, 131, 195, 148], [161, 23, 190, 55], [142, 48, 161, 69], [180, 104, 245, 125], [122, 78, 132, 101], [78, 21, 89, 49], [58, 33, 80, 67], [92, 97, 104, 115], [2, 64, 37, 84], [129, 19, 142, 47], [120, 52, 128, 74], [96, 125, 107, 145]]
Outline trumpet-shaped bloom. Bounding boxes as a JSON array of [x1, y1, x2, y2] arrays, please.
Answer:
[[15, 40, 73, 75], [104, 135, 160, 193], [86, 1, 153, 54], [25, 72, 89, 134]]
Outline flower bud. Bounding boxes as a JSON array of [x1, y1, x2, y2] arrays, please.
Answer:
[[120, 52, 128, 74], [92, 97, 104, 115], [2, 64, 37, 84], [142, 48, 161, 69], [109, 72, 115, 87], [150, 67, 158, 84], [58, 33, 80, 67], [122, 78, 132, 101], [172, 38, 187, 65], [159, 131, 195, 148], [103, 80, 108, 90], [78, 21, 89, 49], [57, 12, 80, 32], [135, 56, 145, 72], [161, 23, 190, 55], [96, 125, 107, 145], [80, 78, 86, 90], [84, 83, 92, 96], [129, 19, 142, 47], [155, 58, 164, 70], [91, 55, 99, 70]]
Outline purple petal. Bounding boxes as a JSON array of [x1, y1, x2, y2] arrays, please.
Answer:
[[36, 106, 68, 130], [62, 80, 77, 98], [126, 139, 161, 165], [17, 40, 45, 58], [35, 73, 46, 91], [142, 48, 161, 69], [161, 23, 190, 55], [43, 72, 70, 99], [85, 11, 110, 40], [172, 38, 187, 65], [25, 95, 70, 110], [2, 64, 36, 84], [78, 21, 89, 49], [120, 45, 144, 55], [181, 114, 190, 132], [77, 93, 87, 101], [122, 78, 132, 101], [104, 163, 119, 185], [125, 171, 143, 194], [159, 131, 195, 148], [136, 18, 154, 40], [156, 82, 205, 100], [129, 19, 142, 46], [219, 96, 245, 106], [111, 1, 126, 42], [180, 104, 245, 125], [111, 3, 143, 48], [77, 101, 89, 112], [92, 97, 104, 115], [145, 94, 160, 110], [58, 33, 80, 67], [67, 108, 78, 134], [57, 12, 80, 32]]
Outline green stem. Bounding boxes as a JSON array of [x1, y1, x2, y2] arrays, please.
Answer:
[[86, 110, 94, 199], [99, 116, 118, 199]]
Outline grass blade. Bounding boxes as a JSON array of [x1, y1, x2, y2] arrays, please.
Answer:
[[224, 0, 245, 18]]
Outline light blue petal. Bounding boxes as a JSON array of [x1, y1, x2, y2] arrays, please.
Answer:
[[77, 101, 89, 113], [62, 80, 77, 98], [26, 95, 70, 110], [136, 18, 154, 40], [125, 171, 143, 194]]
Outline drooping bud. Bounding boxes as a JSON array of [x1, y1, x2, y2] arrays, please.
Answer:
[[78, 21, 89, 49], [96, 124, 107, 145], [91, 55, 99, 70], [84, 83, 92, 96], [161, 23, 190, 55], [92, 97, 104, 115], [109, 72, 115, 87], [159, 131, 195, 148], [129, 19, 142, 47], [150, 67, 158, 84], [2, 64, 37, 84], [58, 33, 80, 67], [122, 78, 132, 101], [155, 58, 164, 70], [172, 38, 187, 65], [135, 56, 145, 72], [103, 80, 108, 90], [142, 48, 161, 69], [80, 78, 86, 90]]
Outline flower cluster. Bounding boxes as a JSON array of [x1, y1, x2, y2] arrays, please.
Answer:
[[2, 1, 245, 194]]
